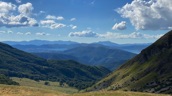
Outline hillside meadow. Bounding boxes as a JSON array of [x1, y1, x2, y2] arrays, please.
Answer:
[[0, 82, 170, 96]]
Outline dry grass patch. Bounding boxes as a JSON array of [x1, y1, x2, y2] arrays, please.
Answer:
[[0, 84, 67, 96], [71, 91, 171, 96], [11, 77, 78, 94]]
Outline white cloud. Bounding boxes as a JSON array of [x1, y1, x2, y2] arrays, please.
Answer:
[[98, 32, 163, 39], [112, 21, 126, 30], [57, 16, 64, 20], [40, 19, 66, 29], [40, 20, 55, 25], [0, 14, 38, 27], [46, 15, 56, 20], [7, 30, 13, 34], [17, 32, 31, 35], [18, 2, 33, 16], [45, 15, 64, 20], [25, 32, 31, 35], [16, 0, 21, 3], [70, 18, 76, 21], [36, 32, 50, 36], [117, 0, 172, 30], [71, 26, 77, 29], [0, 1, 38, 28], [69, 30, 98, 37], [50, 23, 66, 29], [69, 25, 77, 29], [0, 1, 16, 13], [69, 29, 163, 39]]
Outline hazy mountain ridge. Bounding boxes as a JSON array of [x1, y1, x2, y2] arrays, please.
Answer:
[[32, 44, 136, 71], [3, 40, 150, 54], [88, 30, 172, 94]]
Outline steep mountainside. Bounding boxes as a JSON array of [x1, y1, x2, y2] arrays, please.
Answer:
[[88, 30, 172, 94], [0, 42, 110, 90]]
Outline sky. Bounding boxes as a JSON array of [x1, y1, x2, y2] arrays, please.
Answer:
[[0, 0, 172, 43]]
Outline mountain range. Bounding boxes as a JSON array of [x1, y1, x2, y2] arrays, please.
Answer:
[[0, 42, 110, 90], [88, 30, 172, 94], [3, 40, 149, 71], [3, 40, 150, 54], [33, 44, 136, 71]]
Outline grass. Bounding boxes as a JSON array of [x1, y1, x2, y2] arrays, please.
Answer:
[[0, 84, 170, 96], [0, 84, 67, 96], [11, 77, 78, 94], [71, 91, 171, 96]]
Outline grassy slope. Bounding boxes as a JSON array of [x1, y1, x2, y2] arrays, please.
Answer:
[[0, 84, 67, 96], [0, 84, 170, 96], [72, 91, 170, 96], [87, 30, 172, 93], [11, 77, 78, 94]]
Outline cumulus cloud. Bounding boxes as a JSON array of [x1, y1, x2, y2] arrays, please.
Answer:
[[0, 1, 16, 13], [70, 18, 76, 21], [117, 0, 172, 30], [40, 20, 66, 29], [112, 21, 126, 30], [0, 1, 38, 28], [45, 15, 64, 20], [18, 2, 33, 16], [69, 30, 98, 37]]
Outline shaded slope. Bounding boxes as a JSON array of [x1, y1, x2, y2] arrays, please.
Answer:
[[89, 30, 172, 94], [0, 42, 110, 90], [0, 74, 19, 85]]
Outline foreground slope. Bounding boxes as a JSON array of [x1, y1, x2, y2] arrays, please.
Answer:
[[0, 84, 169, 96], [89, 30, 172, 94], [0, 42, 110, 90]]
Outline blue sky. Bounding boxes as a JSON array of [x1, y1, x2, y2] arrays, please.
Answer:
[[0, 0, 171, 43]]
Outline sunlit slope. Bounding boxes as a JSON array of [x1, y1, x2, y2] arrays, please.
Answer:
[[0, 84, 169, 96], [88, 30, 172, 94]]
